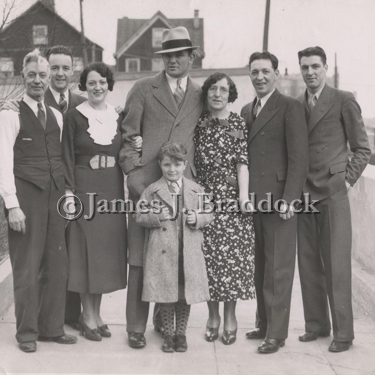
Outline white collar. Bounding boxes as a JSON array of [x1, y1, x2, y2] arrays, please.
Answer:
[[76, 101, 118, 145], [165, 73, 188, 93], [23, 94, 45, 118], [307, 83, 325, 101], [257, 89, 275, 109], [49, 86, 69, 106]]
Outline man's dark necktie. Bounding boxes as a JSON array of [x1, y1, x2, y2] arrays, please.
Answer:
[[37, 102, 46, 130], [59, 93, 68, 113], [170, 181, 180, 194], [174, 79, 184, 108], [252, 99, 261, 121]]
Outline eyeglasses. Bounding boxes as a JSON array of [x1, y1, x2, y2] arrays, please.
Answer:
[[208, 86, 229, 95]]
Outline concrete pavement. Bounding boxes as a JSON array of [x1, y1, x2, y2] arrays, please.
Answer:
[[0, 268, 375, 375]]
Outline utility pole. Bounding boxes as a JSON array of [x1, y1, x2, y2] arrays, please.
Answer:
[[263, 0, 271, 51], [334, 53, 339, 89], [79, 0, 88, 66]]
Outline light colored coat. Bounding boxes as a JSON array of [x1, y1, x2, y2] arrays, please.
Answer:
[[136, 176, 213, 305]]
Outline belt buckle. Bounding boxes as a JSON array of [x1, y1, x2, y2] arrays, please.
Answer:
[[99, 155, 107, 169]]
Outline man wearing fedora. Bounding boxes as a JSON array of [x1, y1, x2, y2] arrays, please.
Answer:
[[119, 26, 203, 348]]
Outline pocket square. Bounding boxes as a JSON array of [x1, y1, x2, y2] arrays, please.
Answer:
[[22, 138, 33, 141]]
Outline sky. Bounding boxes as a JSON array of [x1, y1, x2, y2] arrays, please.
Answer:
[[6, 0, 375, 118]]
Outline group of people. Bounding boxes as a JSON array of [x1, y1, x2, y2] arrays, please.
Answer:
[[0, 25, 371, 356]]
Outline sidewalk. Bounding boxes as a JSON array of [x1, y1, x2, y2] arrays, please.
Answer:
[[0, 268, 374, 375]]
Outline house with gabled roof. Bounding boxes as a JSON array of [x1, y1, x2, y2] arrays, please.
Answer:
[[0, 0, 103, 77], [114, 10, 204, 73]]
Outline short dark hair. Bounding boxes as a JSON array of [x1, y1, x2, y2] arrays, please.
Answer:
[[158, 141, 188, 163], [45, 45, 73, 63], [298, 46, 327, 65], [249, 51, 278, 70], [79, 62, 115, 91], [202, 72, 238, 104]]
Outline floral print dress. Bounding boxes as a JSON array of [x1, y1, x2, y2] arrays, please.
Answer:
[[194, 111, 255, 301]]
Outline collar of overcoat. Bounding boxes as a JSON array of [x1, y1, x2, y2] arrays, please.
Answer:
[[298, 84, 334, 134], [151, 71, 201, 127], [247, 88, 280, 144], [150, 175, 201, 211]]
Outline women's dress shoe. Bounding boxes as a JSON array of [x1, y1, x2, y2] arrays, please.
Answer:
[[19, 341, 37, 353], [78, 315, 102, 341], [154, 323, 165, 338], [258, 338, 285, 354], [128, 332, 146, 348], [99, 324, 111, 338], [38, 334, 77, 344], [222, 329, 237, 345], [246, 328, 266, 340], [162, 335, 175, 353], [299, 331, 330, 342], [205, 318, 221, 342], [65, 319, 80, 331], [174, 334, 188, 352], [328, 339, 352, 352]]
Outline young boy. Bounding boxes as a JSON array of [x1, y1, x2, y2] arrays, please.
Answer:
[[136, 141, 213, 353]]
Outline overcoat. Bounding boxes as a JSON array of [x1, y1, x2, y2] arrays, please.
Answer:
[[136, 176, 213, 305]]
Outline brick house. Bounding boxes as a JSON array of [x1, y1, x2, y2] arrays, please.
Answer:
[[114, 10, 205, 73]]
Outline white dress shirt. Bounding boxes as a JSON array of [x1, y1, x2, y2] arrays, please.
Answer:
[[165, 73, 188, 94], [0, 94, 63, 209], [165, 177, 183, 194], [307, 83, 325, 102], [49, 86, 70, 108], [255, 88, 276, 116]]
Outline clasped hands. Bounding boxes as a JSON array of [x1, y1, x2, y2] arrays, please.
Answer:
[[159, 205, 197, 225]]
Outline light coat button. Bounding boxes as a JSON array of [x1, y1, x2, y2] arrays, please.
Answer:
[[260, 172, 264, 176], [316, 149, 320, 153], [260, 132, 265, 136]]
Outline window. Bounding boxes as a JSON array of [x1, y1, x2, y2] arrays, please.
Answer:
[[0, 58, 14, 77], [73, 57, 84, 72], [152, 58, 164, 72], [126, 58, 140, 72], [33, 25, 48, 45], [152, 28, 164, 48]]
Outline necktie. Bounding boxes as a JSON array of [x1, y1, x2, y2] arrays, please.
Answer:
[[170, 181, 180, 194], [174, 79, 185, 108], [308, 95, 317, 112], [37, 102, 46, 129], [59, 93, 68, 113], [252, 99, 261, 121]]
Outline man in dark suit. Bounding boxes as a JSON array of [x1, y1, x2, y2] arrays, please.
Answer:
[[241, 51, 309, 354], [296, 46, 371, 352], [119, 27, 203, 348]]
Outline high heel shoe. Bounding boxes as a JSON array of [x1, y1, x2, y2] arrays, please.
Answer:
[[99, 324, 111, 338], [222, 328, 237, 345], [78, 315, 102, 341], [205, 318, 221, 342]]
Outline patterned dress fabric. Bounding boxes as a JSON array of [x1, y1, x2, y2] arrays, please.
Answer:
[[194, 111, 255, 302]]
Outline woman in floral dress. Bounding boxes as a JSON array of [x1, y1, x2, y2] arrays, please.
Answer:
[[194, 72, 255, 345]]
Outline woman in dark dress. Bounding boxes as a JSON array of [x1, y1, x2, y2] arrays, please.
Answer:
[[194, 73, 255, 345], [62, 63, 127, 341]]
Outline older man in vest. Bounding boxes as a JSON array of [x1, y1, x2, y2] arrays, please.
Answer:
[[0, 49, 77, 353]]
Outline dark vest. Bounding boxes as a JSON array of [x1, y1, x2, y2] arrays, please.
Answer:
[[13, 100, 64, 190]]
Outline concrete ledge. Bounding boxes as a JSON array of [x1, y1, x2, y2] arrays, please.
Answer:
[[0, 257, 13, 318], [352, 257, 375, 319]]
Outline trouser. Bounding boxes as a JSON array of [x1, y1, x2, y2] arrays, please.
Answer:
[[252, 212, 297, 340], [126, 265, 161, 333], [298, 186, 354, 342], [64, 291, 81, 322], [8, 178, 68, 343]]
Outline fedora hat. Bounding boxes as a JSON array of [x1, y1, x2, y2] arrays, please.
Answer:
[[155, 26, 199, 54]]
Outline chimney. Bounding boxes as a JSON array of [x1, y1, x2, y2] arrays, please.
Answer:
[[40, 0, 55, 12], [285, 68, 288, 76], [194, 10, 199, 29]]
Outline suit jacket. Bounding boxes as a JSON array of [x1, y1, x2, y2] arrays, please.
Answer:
[[298, 84, 371, 201], [118, 70, 203, 199], [44, 87, 86, 113], [241, 89, 309, 205], [136, 176, 212, 304]]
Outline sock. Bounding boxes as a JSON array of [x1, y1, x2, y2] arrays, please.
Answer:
[[175, 301, 190, 336], [160, 303, 175, 337]]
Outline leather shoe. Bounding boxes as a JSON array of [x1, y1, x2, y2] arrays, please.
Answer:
[[162, 335, 175, 353], [174, 334, 188, 352], [128, 332, 146, 348], [154, 323, 165, 338], [99, 324, 111, 338], [19, 341, 37, 353], [328, 339, 352, 353], [258, 337, 285, 354], [65, 319, 80, 331], [38, 334, 77, 344], [246, 328, 266, 340], [222, 329, 237, 345], [299, 331, 330, 342]]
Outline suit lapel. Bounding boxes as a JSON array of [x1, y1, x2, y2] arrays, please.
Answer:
[[68, 90, 77, 110], [44, 87, 60, 112], [153, 177, 175, 209], [248, 90, 280, 144], [182, 176, 199, 211], [307, 85, 334, 133], [152, 71, 179, 118]]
